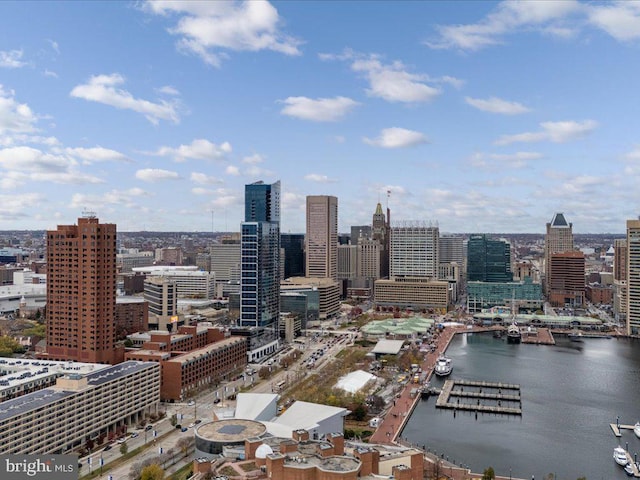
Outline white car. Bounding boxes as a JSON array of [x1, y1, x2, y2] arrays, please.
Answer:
[[188, 423, 195, 428]]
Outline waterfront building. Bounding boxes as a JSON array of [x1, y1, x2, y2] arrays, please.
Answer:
[[390, 222, 439, 279], [626, 219, 640, 335], [544, 213, 574, 297], [241, 181, 281, 328], [43, 214, 118, 364], [548, 251, 585, 307], [467, 234, 512, 283], [466, 277, 543, 313], [614, 238, 627, 281], [374, 277, 449, 311], [0, 361, 159, 454], [305, 195, 338, 280]]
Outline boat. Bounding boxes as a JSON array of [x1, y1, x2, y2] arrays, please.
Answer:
[[634, 422, 640, 438], [493, 328, 503, 339], [625, 461, 638, 476], [506, 323, 521, 344], [614, 446, 629, 466], [568, 330, 584, 342], [434, 356, 453, 377]]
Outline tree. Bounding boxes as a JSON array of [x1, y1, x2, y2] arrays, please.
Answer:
[[120, 442, 128, 456], [482, 467, 496, 480], [170, 414, 178, 426], [140, 464, 164, 480]]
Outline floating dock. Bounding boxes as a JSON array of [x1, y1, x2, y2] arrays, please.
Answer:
[[610, 423, 637, 437], [436, 379, 522, 415]]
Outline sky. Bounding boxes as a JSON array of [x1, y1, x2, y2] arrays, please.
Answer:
[[1, 1, 640, 234]]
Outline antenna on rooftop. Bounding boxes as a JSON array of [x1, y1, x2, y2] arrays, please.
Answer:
[[81, 209, 96, 219]]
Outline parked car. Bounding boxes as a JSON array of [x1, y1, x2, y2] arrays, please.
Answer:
[[130, 432, 139, 438], [145, 425, 153, 431], [181, 427, 188, 432], [103, 445, 112, 451], [175, 424, 182, 429], [194, 419, 202, 424]]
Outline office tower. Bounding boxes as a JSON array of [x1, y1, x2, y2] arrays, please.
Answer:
[[305, 195, 338, 280], [389, 222, 439, 278], [439, 235, 465, 265], [44, 214, 117, 364], [240, 181, 281, 328], [614, 238, 628, 282], [548, 251, 585, 307], [372, 203, 390, 278], [337, 244, 358, 280], [626, 220, 640, 335], [545, 213, 574, 296], [281, 233, 305, 278], [210, 240, 241, 296], [350, 225, 372, 245], [467, 234, 513, 283], [357, 238, 381, 279]]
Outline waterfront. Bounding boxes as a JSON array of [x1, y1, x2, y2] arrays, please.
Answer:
[[402, 332, 640, 480]]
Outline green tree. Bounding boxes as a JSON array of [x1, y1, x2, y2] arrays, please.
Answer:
[[170, 414, 177, 426], [140, 463, 164, 480], [120, 442, 128, 455], [482, 467, 496, 480]]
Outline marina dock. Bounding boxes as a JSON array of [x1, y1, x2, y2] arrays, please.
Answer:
[[436, 379, 522, 415], [610, 423, 637, 437]]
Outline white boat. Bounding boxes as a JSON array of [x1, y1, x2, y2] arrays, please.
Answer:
[[507, 323, 521, 344], [634, 422, 640, 439], [568, 330, 584, 342], [624, 461, 638, 476], [434, 356, 452, 377], [614, 446, 629, 466]]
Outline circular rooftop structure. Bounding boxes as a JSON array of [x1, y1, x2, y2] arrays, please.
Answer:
[[195, 419, 267, 457]]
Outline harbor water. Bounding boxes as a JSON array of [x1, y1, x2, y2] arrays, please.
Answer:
[[401, 332, 640, 480]]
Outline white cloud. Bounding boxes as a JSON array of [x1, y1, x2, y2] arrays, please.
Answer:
[[0, 50, 27, 69], [304, 173, 337, 183], [588, 2, 640, 42], [0, 146, 70, 172], [280, 96, 359, 122], [0, 86, 38, 134], [471, 151, 543, 169], [143, 0, 302, 67], [427, 1, 581, 51], [47, 39, 60, 54], [70, 73, 180, 124], [0, 171, 28, 190], [0, 193, 43, 219], [211, 188, 241, 208], [190, 172, 223, 184], [154, 138, 232, 162], [244, 165, 273, 177], [624, 147, 640, 161], [242, 154, 264, 164], [191, 187, 214, 195], [440, 76, 465, 89], [44, 69, 58, 78], [70, 188, 149, 209], [351, 56, 440, 103], [495, 120, 598, 145], [135, 168, 180, 182], [465, 96, 531, 115], [364, 127, 428, 149], [65, 146, 129, 164], [226, 165, 240, 176], [30, 171, 104, 185], [158, 85, 180, 96], [282, 191, 305, 211]]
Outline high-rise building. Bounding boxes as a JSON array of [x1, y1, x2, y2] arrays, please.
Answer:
[[548, 251, 585, 307], [305, 195, 338, 280], [350, 225, 372, 245], [389, 222, 439, 278], [43, 215, 117, 364], [281, 233, 305, 278], [614, 238, 628, 282], [240, 181, 281, 328], [467, 234, 513, 283], [357, 238, 381, 279], [210, 240, 241, 297], [545, 213, 574, 296], [626, 220, 640, 335], [439, 235, 465, 265], [372, 203, 390, 278], [337, 244, 358, 280]]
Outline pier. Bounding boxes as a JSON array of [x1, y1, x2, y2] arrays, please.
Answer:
[[610, 423, 638, 437], [436, 379, 522, 415]]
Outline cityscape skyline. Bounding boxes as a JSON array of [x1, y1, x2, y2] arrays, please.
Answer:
[[2, 1, 640, 233]]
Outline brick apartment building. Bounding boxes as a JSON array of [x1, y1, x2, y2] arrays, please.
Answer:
[[124, 325, 247, 401]]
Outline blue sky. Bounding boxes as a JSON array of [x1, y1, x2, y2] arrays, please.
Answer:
[[1, 1, 640, 234]]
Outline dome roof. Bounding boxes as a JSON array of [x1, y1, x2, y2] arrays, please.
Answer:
[[255, 443, 274, 459]]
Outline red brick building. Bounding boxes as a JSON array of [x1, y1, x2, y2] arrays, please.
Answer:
[[115, 297, 148, 340], [549, 251, 585, 307], [42, 215, 121, 364], [124, 325, 247, 401]]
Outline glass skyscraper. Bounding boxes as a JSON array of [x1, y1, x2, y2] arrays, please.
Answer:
[[240, 181, 281, 328], [467, 234, 513, 283]]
